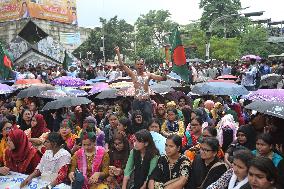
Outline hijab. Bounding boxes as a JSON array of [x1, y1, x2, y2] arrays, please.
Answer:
[[5, 129, 37, 173], [31, 114, 50, 138]]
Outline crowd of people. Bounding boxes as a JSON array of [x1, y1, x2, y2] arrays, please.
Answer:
[[0, 48, 283, 189]]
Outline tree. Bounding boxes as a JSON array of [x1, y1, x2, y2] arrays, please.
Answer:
[[211, 37, 240, 60], [199, 0, 243, 38], [73, 16, 134, 62], [135, 10, 178, 48]]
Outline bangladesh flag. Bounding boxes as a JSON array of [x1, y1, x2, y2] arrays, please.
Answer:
[[169, 27, 189, 83], [0, 42, 13, 79]]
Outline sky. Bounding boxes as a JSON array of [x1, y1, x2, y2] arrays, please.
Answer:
[[76, 0, 284, 28]]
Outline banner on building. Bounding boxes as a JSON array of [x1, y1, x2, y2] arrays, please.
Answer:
[[60, 32, 81, 45], [0, 0, 78, 25]]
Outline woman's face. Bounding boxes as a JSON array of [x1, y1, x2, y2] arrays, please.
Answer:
[[134, 139, 146, 151], [2, 122, 12, 138], [6, 136, 15, 150], [190, 119, 202, 135], [148, 122, 160, 133], [59, 125, 71, 137], [256, 139, 272, 156], [117, 123, 125, 132], [23, 110, 32, 121], [82, 139, 96, 153], [134, 114, 143, 124], [31, 116, 37, 128], [109, 115, 118, 128], [165, 138, 179, 157], [44, 139, 52, 150], [114, 139, 124, 152], [75, 106, 82, 113], [167, 111, 176, 121], [29, 102, 36, 111], [190, 112, 197, 120], [237, 132, 247, 145], [200, 143, 216, 160], [157, 108, 165, 116], [232, 159, 249, 181], [248, 166, 274, 189], [202, 129, 213, 139]]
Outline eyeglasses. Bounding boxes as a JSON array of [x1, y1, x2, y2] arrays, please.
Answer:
[[200, 147, 213, 153]]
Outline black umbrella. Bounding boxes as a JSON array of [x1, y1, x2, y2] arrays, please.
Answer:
[[150, 84, 175, 94], [260, 74, 282, 87], [192, 82, 249, 96], [95, 88, 118, 99], [245, 100, 284, 119], [17, 85, 55, 98], [42, 97, 91, 110]]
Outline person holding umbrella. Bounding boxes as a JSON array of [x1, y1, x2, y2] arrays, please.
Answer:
[[114, 47, 167, 125]]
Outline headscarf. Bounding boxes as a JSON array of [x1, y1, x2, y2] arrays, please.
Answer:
[[237, 125, 256, 150], [193, 98, 201, 109], [5, 129, 37, 173], [217, 114, 238, 147], [31, 114, 50, 138], [204, 100, 214, 111]]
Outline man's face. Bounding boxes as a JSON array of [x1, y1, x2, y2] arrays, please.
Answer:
[[135, 60, 144, 71]]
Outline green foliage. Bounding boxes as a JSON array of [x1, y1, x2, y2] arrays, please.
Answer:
[[73, 16, 134, 62], [211, 37, 240, 60], [135, 10, 178, 47], [199, 0, 243, 38]]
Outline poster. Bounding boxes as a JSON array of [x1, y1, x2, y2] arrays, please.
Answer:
[[60, 32, 81, 45], [0, 172, 70, 189], [0, 0, 78, 25], [0, 0, 21, 22]]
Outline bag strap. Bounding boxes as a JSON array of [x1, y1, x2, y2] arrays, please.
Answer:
[[198, 162, 225, 189]]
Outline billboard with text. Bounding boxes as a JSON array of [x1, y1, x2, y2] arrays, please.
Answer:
[[0, 0, 77, 25]]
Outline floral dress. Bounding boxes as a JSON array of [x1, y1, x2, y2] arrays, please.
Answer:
[[150, 155, 192, 188]]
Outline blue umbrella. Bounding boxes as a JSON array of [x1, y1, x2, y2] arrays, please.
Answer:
[[150, 131, 166, 155], [192, 82, 249, 96]]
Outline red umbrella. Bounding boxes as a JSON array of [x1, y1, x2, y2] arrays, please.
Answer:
[[208, 79, 236, 83], [15, 79, 42, 85], [217, 75, 238, 80]]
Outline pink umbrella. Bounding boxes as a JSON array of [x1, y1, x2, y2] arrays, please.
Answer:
[[89, 82, 109, 94], [217, 75, 238, 80], [241, 55, 261, 60]]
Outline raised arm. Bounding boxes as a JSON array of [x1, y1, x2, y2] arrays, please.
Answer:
[[149, 73, 167, 81], [114, 47, 134, 78]]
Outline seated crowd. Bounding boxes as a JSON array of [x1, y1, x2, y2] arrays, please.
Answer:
[[0, 97, 283, 189]]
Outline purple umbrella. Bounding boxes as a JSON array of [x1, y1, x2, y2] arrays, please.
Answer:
[[245, 89, 284, 103], [51, 76, 85, 87], [0, 84, 15, 94], [89, 82, 109, 94], [241, 55, 261, 61]]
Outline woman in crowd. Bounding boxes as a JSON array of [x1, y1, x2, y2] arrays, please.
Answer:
[[122, 129, 159, 189], [130, 110, 146, 134], [184, 126, 224, 161], [0, 119, 13, 166], [20, 132, 71, 188], [161, 108, 184, 137], [0, 129, 41, 175], [103, 113, 119, 151], [25, 114, 50, 153], [107, 133, 130, 189], [187, 137, 228, 189], [59, 119, 77, 153], [155, 104, 167, 126], [148, 119, 166, 155], [69, 131, 109, 189], [252, 133, 282, 167], [207, 149, 254, 189], [182, 116, 204, 150], [18, 109, 32, 131], [248, 156, 279, 189], [29, 101, 39, 117], [225, 126, 256, 166], [148, 134, 191, 189]]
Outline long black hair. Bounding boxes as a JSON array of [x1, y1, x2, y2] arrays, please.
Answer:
[[109, 133, 130, 168], [47, 132, 71, 154], [134, 129, 159, 160]]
